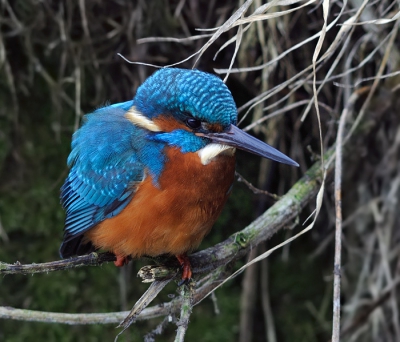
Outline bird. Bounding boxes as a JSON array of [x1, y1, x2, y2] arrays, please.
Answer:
[[59, 68, 298, 283]]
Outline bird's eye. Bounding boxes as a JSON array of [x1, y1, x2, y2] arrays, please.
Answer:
[[185, 117, 201, 130]]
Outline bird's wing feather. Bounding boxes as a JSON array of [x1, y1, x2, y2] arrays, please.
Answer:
[[60, 101, 146, 252]]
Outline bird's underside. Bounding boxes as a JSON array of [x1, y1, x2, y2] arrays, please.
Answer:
[[85, 148, 235, 259]]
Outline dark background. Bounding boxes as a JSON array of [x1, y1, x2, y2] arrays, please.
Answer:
[[0, 1, 399, 341]]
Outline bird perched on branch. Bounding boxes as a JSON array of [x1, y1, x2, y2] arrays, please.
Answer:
[[59, 68, 298, 283]]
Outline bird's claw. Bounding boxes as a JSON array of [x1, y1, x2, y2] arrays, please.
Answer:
[[177, 277, 192, 287], [176, 254, 193, 286]]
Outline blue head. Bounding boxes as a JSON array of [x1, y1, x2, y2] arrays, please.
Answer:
[[133, 68, 237, 126], [128, 68, 298, 167]]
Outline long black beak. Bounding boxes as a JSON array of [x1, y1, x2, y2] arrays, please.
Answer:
[[198, 124, 299, 167]]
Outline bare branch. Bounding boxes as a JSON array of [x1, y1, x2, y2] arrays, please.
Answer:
[[0, 252, 116, 275], [235, 172, 281, 200], [332, 87, 358, 342], [116, 278, 175, 339], [174, 284, 194, 342], [341, 277, 400, 338], [0, 276, 223, 325]]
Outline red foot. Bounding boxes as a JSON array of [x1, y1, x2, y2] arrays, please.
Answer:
[[114, 254, 129, 267], [176, 254, 192, 284]]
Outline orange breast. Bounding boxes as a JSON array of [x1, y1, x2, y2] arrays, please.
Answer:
[[85, 147, 235, 257]]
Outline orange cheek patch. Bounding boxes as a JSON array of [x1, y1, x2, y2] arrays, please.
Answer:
[[153, 115, 189, 132]]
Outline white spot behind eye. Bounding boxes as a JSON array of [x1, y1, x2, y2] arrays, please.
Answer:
[[125, 106, 161, 132]]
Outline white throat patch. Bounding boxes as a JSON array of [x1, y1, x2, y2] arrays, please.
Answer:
[[197, 144, 235, 165]]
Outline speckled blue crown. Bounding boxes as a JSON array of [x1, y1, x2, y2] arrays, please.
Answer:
[[133, 68, 237, 126]]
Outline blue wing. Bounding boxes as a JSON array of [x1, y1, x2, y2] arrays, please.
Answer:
[[60, 100, 147, 257]]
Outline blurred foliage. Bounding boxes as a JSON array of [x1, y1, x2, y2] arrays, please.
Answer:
[[1, 0, 400, 342]]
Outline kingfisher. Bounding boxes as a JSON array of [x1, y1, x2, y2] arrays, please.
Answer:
[[59, 68, 298, 282]]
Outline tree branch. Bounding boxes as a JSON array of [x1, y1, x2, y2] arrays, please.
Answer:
[[0, 147, 331, 325], [0, 252, 116, 275], [118, 277, 175, 330], [0, 268, 230, 325], [174, 283, 194, 342]]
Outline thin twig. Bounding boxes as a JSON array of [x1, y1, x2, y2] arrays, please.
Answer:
[[144, 314, 176, 342], [332, 89, 360, 342], [235, 172, 281, 200], [210, 292, 220, 315], [341, 277, 400, 338], [174, 284, 194, 342], [239, 248, 258, 342], [118, 278, 175, 331]]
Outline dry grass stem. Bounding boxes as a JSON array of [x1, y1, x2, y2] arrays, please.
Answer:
[[1, 1, 400, 340]]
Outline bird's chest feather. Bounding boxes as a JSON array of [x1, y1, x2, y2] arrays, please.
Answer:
[[86, 147, 235, 257]]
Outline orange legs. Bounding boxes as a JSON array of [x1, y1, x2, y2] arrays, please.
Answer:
[[176, 254, 192, 285], [114, 254, 130, 267], [113, 253, 192, 285]]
